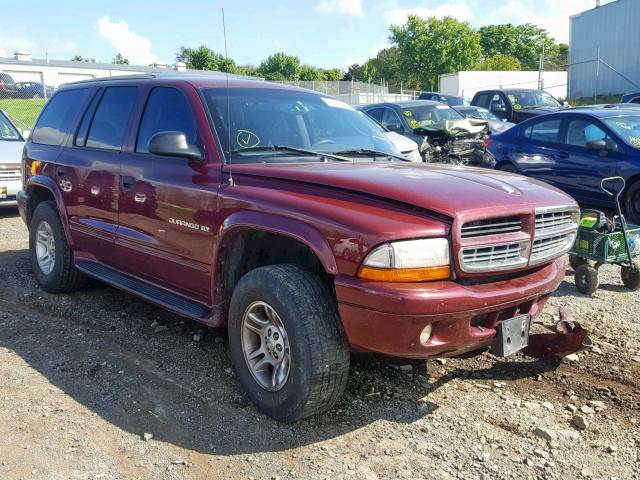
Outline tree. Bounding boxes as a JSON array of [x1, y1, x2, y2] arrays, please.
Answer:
[[70, 55, 87, 62], [479, 23, 556, 70], [257, 52, 302, 81], [319, 68, 343, 81], [176, 45, 237, 72], [343, 64, 362, 81], [112, 53, 129, 65], [299, 64, 322, 81], [370, 47, 402, 87], [359, 59, 379, 83], [479, 54, 521, 71], [390, 15, 482, 91], [544, 43, 568, 71]]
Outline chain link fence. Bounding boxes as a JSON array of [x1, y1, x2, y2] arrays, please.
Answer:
[[0, 78, 50, 132], [273, 80, 417, 105]]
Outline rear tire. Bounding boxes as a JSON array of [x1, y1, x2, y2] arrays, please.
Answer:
[[621, 260, 640, 291], [29, 201, 86, 293], [228, 264, 350, 422], [574, 264, 599, 295], [624, 181, 640, 225]]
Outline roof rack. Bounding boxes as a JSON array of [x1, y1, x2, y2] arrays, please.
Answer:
[[65, 73, 157, 85]]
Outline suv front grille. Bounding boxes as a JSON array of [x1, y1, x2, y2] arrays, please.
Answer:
[[535, 207, 579, 236], [0, 169, 21, 181], [461, 216, 522, 238], [530, 233, 577, 264], [459, 242, 528, 272]]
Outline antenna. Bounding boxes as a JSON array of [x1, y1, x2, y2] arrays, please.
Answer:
[[222, 8, 234, 186]]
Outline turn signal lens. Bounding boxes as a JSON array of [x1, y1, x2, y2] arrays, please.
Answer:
[[31, 161, 42, 175], [358, 265, 451, 282]]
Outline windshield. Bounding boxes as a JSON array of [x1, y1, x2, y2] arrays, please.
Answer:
[[603, 116, 640, 149], [507, 91, 561, 109], [462, 107, 499, 121], [0, 113, 21, 140], [201, 88, 398, 163], [441, 96, 466, 106], [401, 105, 464, 131]]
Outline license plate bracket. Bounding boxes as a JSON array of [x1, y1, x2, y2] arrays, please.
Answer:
[[491, 314, 531, 357]]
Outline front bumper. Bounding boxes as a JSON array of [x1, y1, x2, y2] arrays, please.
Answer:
[[0, 179, 20, 206], [335, 258, 565, 359]]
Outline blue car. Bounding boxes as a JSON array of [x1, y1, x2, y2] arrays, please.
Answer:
[[483, 109, 640, 224]]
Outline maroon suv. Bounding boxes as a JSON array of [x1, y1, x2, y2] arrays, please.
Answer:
[[18, 75, 579, 421]]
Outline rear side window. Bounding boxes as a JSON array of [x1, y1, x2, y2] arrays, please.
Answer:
[[32, 88, 88, 146], [524, 118, 562, 143], [86, 86, 138, 151], [136, 87, 197, 153]]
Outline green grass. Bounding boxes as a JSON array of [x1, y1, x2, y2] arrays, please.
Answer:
[[569, 94, 623, 107], [0, 98, 45, 129]]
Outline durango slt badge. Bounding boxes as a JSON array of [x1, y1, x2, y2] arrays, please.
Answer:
[[168, 218, 211, 232]]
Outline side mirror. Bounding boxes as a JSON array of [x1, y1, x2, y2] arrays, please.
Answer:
[[386, 123, 403, 133], [563, 101, 570, 107], [148, 131, 203, 161], [492, 105, 507, 113], [20, 129, 30, 139], [586, 139, 608, 151]]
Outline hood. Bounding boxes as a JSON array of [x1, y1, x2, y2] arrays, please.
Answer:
[[384, 131, 419, 153], [230, 162, 575, 219], [417, 118, 487, 137], [488, 120, 515, 133], [0, 140, 25, 168]]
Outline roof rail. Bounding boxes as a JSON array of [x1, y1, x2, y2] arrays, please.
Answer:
[[64, 73, 157, 85]]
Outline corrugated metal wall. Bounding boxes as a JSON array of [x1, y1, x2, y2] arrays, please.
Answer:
[[569, 0, 640, 99]]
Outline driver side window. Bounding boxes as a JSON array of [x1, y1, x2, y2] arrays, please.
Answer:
[[564, 118, 620, 152], [380, 108, 402, 130]]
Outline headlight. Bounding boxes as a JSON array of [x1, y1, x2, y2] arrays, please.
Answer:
[[358, 238, 451, 282], [405, 149, 422, 162]]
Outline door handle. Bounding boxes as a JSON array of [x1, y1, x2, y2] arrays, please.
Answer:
[[121, 175, 136, 190], [557, 151, 570, 159], [134, 192, 146, 203]]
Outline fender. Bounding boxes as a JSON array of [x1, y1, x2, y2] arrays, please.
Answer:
[[24, 175, 75, 247], [215, 210, 339, 275]]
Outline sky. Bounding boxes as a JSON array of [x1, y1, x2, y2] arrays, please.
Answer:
[[0, 0, 611, 70]]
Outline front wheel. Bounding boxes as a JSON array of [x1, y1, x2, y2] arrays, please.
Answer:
[[621, 260, 640, 291], [228, 264, 350, 422], [569, 254, 589, 271], [624, 181, 640, 225]]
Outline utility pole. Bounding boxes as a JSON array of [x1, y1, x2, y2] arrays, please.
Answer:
[[538, 43, 545, 90], [594, 47, 600, 104]]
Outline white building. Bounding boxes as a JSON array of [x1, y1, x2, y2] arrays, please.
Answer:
[[0, 51, 250, 91], [439, 71, 568, 102]]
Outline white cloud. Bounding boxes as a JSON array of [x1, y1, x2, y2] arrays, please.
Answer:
[[315, 0, 363, 16], [97, 16, 158, 65], [385, 3, 473, 26]]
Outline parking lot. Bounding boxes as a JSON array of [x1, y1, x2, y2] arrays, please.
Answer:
[[1, 208, 638, 479]]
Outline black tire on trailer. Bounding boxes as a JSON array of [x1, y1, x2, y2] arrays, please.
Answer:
[[621, 260, 640, 291], [574, 264, 599, 295], [29, 200, 86, 293], [569, 254, 589, 271], [227, 264, 350, 422]]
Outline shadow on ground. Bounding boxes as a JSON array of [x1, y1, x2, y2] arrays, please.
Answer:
[[0, 247, 563, 456]]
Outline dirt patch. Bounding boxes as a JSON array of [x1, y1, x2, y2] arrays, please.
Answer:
[[0, 209, 638, 479]]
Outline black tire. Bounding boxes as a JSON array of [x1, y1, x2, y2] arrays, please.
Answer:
[[228, 264, 349, 422], [574, 264, 599, 295], [498, 162, 519, 173], [624, 181, 640, 225], [29, 201, 86, 293], [621, 260, 640, 291], [569, 254, 589, 271]]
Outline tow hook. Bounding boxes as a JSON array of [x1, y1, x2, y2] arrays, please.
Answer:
[[523, 307, 593, 359]]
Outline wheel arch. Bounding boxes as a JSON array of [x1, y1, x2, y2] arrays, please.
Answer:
[[24, 176, 73, 246], [211, 211, 339, 326]]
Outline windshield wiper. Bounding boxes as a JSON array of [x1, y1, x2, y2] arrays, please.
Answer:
[[331, 149, 409, 162], [230, 145, 351, 162]]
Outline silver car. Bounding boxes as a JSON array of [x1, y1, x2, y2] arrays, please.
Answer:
[[0, 110, 24, 207]]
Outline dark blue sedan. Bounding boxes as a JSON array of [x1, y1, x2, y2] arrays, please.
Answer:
[[483, 109, 640, 224]]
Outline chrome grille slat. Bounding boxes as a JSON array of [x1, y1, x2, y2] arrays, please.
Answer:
[[461, 216, 522, 238], [459, 242, 528, 272]]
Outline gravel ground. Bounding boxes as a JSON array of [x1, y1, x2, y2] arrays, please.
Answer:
[[0, 207, 638, 480]]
